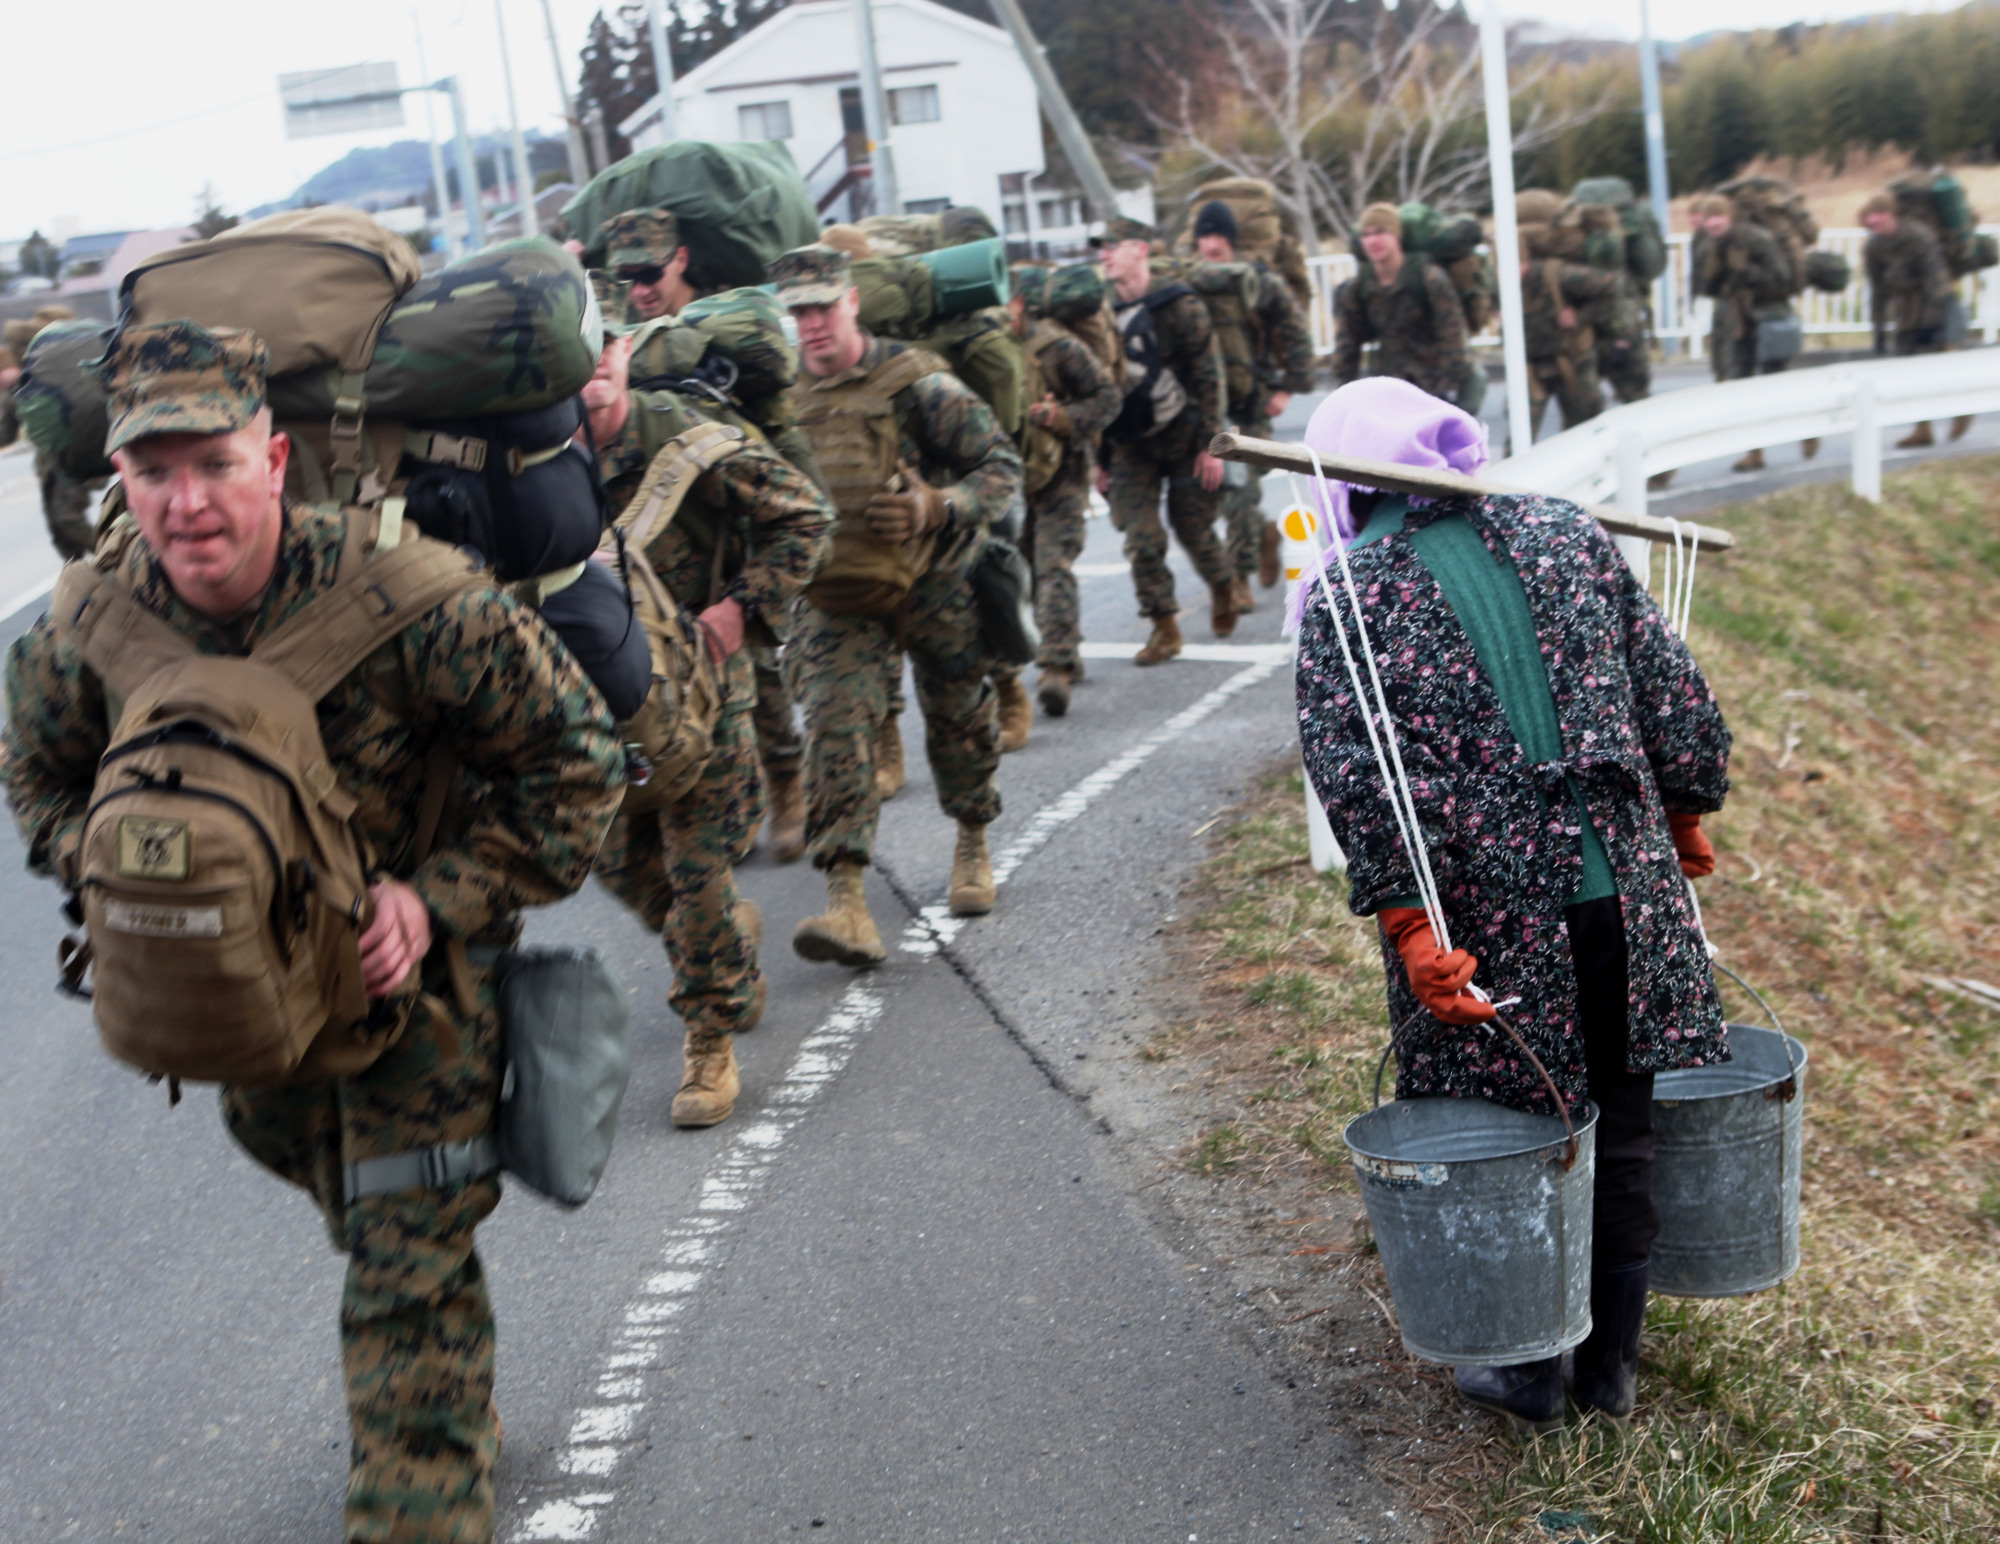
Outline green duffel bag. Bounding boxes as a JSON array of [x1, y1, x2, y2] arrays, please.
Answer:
[[680, 286, 798, 400], [493, 945, 632, 1208], [563, 140, 819, 292], [16, 320, 115, 481]]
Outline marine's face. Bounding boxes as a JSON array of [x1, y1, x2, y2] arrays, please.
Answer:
[[1100, 238, 1151, 289], [1702, 214, 1732, 238], [583, 334, 632, 411], [115, 415, 288, 619], [1194, 233, 1235, 263], [1361, 229, 1401, 266], [792, 288, 864, 376], [1863, 210, 1897, 237]]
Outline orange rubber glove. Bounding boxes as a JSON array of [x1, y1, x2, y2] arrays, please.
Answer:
[[1378, 906, 1496, 1026], [1666, 812, 1715, 879]]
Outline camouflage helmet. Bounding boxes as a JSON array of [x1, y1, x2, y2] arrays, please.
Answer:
[[1010, 264, 1050, 314], [770, 244, 853, 308], [600, 207, 682, 270], [100, 320, 268, 454]]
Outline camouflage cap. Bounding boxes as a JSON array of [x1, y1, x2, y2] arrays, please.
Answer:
[[1044, 262, 1106, 322], [1010, 263, 1050, 313], [1091, 215, 1157, 248], [600, 207, 682, 270], [101, 320, 268, 454], [770, 244, 853, 308]]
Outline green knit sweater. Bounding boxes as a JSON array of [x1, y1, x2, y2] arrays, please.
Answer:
[[1352, 498, 1616, 906]]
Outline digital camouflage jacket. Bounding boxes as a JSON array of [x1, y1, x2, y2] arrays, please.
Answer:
[[1027, 321, 1122, 475], [1865, 221, 1953, 336], [1331, 259, 1472, 403], [3, 504, 624, 945], [1140, 281, 1228, 445], [1694, 222, 1795, 350], [1296, 492, 1732, 1114], [1520, 259, 1621, 363], [1250, 260, 1320, 401], [598, 391, 835, 637]]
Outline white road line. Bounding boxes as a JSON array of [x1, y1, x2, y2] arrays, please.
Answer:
[[0, 572, 59, 625], [510, 655, 1286, 1538], [1075, 640, 1291, 665]]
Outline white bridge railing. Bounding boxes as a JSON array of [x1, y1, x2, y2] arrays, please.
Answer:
[[1491, 345, 2000, 518], [1304, 228, 2000, 359]]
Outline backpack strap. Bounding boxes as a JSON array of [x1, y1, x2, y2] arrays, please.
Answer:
[[615, 419, 751, 553], [53, 558, 198, 710]]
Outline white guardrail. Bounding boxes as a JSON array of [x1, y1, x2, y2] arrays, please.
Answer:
[[1304, 228, 2000, 358]]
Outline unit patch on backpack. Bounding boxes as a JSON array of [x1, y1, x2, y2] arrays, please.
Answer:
[[115, 817, 190, 881]]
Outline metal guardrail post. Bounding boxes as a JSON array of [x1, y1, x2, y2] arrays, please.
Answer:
[[1614, 429, 1652, 584], [1851, 378, 1882, 503]]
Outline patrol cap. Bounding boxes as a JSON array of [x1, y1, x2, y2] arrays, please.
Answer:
[[771, 244, 853, 308], [1091, 215, 1156, 249], [101, 320, 268, 455], [600, 207, 682, 270], [1192, 200, 1238, 243], [1358, 202, 1403, 237]]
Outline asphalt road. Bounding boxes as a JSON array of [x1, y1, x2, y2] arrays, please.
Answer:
[[0, 374, 1992, 1544]]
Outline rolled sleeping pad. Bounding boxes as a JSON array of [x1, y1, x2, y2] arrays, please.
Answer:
[[918, 237, 1010, 318], [533, 557, 655, 722]]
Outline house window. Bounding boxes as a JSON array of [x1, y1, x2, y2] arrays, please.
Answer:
[[1037, 195, 1084, 229], [888, 84, 941, 125], [904, 197, 951, 215], [738, 100, 794, 141]]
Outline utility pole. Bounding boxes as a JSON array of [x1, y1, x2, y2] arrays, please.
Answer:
[[495, 0, 538, 238], [647, 2, 678, 143], [853, 0, 899, 215], [1478, 0, 1531, 450], [984, 0, 1118, 223], [413, 11, 461, 258], [1637, 0, 1676, 351], [444, 77, 488, 250], [537, 0, 591, 183], [585, 102, 612, 175]]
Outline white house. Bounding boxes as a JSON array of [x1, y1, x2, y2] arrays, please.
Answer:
[[621, 0, 1045, 229]]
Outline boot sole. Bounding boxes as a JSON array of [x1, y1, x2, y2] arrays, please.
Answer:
[[948, 891, 994, 917], [793, 929, 887, 968], [671, 1099, 736, 1128], [1458, 1389, 1565, 1438], [1037, 688, 1069, 716]]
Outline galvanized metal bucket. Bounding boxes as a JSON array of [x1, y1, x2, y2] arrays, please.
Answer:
[[1345, 1090, 1599, 1367], [1650, 1021, 1808, 1297]]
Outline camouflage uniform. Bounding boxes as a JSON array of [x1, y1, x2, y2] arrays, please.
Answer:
[[1021, 321, 1121, 673], [3, 322, 623, 1544], [1520, 257, 1621, 436], [1865, 219, 1953, 353], [1, 314, 102, 559], [788, 332, 1020, 868], [1596, 270, 1654, 405], [1331, 259, 1474, 406], [1222, 263, 1317, 580], [593, 389, 832, 1031], [1104, 274, 1233, 619], [1694, 222, 1796, 382]]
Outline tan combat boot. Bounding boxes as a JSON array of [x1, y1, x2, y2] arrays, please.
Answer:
[[671, 1030, 740, 1128], [1896, 421, 1935, 450], [765, 771, 807, 863], [1133, 613, 1183, 666], [1257, 519, 1281, 588], [1036, 667, 1072, 718], [1230, 574, 1256, 616], [875, 712, 906, 800], [1731, 447, 1766, 473], [1950, 414, 1974, 442], [995, 673, 1032, 753], [1800, 437, 1821, 459], [793, 861, 887, 966], [948, 821, 995, 916], [1210, 580, 1239, 639]]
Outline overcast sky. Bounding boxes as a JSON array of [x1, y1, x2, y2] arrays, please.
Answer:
[[0, 0, 1966, 241]]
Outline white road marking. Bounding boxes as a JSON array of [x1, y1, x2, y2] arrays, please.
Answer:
[[0, 572, 59, 626], [510, 656, 1285, 1538], [1075, 640, 1291, 665], [1072, 561, 1131, 576]]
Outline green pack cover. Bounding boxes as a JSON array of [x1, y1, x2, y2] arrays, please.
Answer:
[[853, 239, 1010, 339], [1571, 176, 1668, 282], [563, 140, 820, 292], [1890, 169, 1998, 279], [17, 320, 115, 480], [679, 287, 799, 401]]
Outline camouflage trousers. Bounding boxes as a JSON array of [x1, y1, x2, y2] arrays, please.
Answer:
[[1024, 463, 1091, 673], [1220, 414, 1271, 579], [751, 645, 803, 782], [223, 964, 505, 1544], [595, 648, 764, 1035], [787, 534, 1001, 869], [1105, 417, 1233, 619], [36, 446, 97, 561], [1526, 352, 1607, 438], [1597, 334, 1652, 404]]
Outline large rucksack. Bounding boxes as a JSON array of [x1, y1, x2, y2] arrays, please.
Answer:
[[851, 242, 1021, 435], [1398, 202, 1500, 334], [1152, 256, 1261, 418], [1717, 175, 1820, 296], [1889, 168, 2000, 279], [1570, 177, 1668, 283], [52, 507, 487, 1087], [1175, 176, 1312, 307], [791, 346, 952, 616], [1106, 284, 1194, 441]]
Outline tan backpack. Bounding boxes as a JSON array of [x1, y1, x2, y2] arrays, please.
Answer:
[[53, 508, 487, 1088], [791, 347, 950, 617], [599, 419, 737, 813]]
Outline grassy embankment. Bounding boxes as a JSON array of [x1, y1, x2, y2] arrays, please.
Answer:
[[1165, 459, 2000, 1542]]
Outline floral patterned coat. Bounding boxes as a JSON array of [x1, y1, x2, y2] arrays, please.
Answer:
[[1296, 491, 1732, 1114]]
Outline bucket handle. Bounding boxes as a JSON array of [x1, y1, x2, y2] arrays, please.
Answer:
[[1371, 1011, 1581, 1171], [1714, 960, 1801, 1102]]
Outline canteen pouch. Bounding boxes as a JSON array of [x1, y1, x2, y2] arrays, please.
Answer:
[[495, 946, 632, 1208], [1754, 310, 1804, 368], [971, 535, 1040, 667]]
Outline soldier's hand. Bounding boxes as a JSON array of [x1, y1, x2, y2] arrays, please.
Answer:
[[359, 879, 433, 1000], [1558, 306, 1578, 330], [864, 475, 946, 542], [1094, 466, 1111, 497], [1028, 396, 1072, 436], [1194, 450, 1226, 493], [697, 597, 745, 664], [1266, 390, 1291, 419]]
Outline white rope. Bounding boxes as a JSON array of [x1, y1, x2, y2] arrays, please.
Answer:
[[1659, 515, 1699, 640]]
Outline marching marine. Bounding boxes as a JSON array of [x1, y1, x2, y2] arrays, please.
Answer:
[[1514, 196, 1622, 437], [1, 307, 104, 559], [1331, 203, 1475, 410], [1861, 190, 1967, 448]]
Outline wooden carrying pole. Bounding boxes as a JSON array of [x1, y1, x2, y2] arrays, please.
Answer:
[[1211, 432, 1736, 554]]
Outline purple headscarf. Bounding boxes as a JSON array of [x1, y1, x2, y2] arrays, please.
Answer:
[[1287, 378, 1490, 630]]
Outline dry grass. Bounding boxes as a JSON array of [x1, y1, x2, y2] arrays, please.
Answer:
[[1166, 458, 2000, 1542]]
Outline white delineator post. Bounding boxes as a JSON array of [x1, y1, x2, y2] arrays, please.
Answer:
[[1614, 428, 1652, 585], [1851, 377, 1882, 502], [1479, 0, 1533, 452]]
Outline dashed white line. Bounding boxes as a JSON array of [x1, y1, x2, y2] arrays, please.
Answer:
[[508, 655, 1285, 1538]]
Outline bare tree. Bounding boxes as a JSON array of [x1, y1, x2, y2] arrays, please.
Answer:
[[1153, 0, 1604, 249]]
